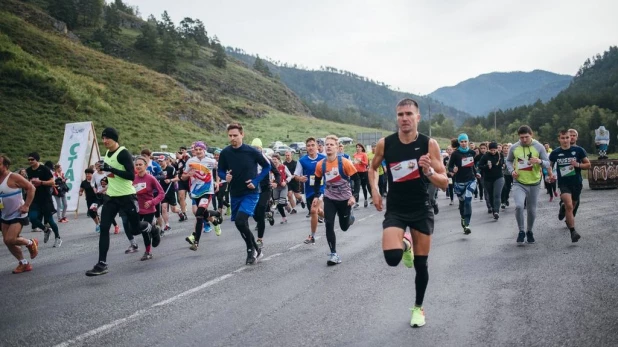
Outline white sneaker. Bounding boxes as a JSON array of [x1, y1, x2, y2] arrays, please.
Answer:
[[53, 238, 63, 248]]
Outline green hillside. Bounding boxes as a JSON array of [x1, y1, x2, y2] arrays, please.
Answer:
[[0, 0, 393, 168], [227, 49, 472, 127], [463, 46, 618, 154]]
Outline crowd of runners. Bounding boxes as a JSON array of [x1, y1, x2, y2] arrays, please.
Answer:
[[0, 98, 591, 328]]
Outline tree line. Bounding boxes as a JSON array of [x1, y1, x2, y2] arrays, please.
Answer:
[[45, 0, 227, 72]]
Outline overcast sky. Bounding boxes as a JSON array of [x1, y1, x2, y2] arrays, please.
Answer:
[[128, 0, 617, 95]]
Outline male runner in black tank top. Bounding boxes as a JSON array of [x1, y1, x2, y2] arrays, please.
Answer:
[[368, 98, 448, 328]]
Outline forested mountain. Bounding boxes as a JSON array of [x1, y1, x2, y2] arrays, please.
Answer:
[[429, 70, 572, 116], [461, 46, 618, 155], [0, 0, 386, 166], [227, 49, 472, 128]]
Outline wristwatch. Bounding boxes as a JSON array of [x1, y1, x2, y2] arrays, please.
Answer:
[[425, 167, 435, 177]]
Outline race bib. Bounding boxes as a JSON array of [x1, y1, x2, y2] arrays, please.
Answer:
[[448, 177, 453, 184], [309, 175, 315, 186], [325, 168, 341, 183], [134, 182, 147, 193], [560, 165, 574, 177], [389, 159, 420, 182], [198, 197, 210, 208], [517, 158, 532, 171], [461, 157, 474, 168]]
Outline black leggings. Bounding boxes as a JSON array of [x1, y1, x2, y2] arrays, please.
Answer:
[[216, 183, 230, 210], [235, 211, 259, 253], [139, 213, 155, 248], [253, 188, 271, 239], [501, 175, 513, 204], [324, 197, 352, 254], [99, 195, 141, 263], [447, 183, 454, 201], [355, 171, 370, 201]]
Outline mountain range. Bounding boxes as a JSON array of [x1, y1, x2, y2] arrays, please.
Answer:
[[429, 70, 573, 116]]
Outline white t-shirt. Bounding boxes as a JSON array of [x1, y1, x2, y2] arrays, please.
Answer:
[[91, 171, 108, 193]]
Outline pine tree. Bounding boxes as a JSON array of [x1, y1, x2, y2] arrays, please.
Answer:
[[134, 22, 159, 54], [211, 37, 226, 68], [47, 0, 78, 29], [104, 2, 122, 38], [253, 55, 271, 77], [160, 32, 177, 73], [78, 0, 104, 27]]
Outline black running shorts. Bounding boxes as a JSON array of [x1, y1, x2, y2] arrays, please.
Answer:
[[559, 183, 583, 202], [163, 190, 178, 206], [382, 207, 434, 236], [288, 180, 301, 194], [0, 217, 29, 226], [177, 180, 190, 192]]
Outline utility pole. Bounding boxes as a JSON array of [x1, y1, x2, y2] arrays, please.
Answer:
[[494, 108, 497, 139], [428, 103, 432, 137]]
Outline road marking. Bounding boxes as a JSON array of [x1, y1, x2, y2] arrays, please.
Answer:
[[54, 212, 378, 346]]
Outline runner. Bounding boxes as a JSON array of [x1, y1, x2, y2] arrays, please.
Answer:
[[271, 154, 293, 224], [294, 137, 326, 244], [52, 163, 69, 223], [0, 155, 38, 274], [183, 141, 222, 251], [506, 125, 553, 244], [444, 147, 454, 205], [80, 168, 103, 231], [313, 135, 360, 265], [338, 144, 350, 160], [92, 163, 120, 234], [474, 143, 487, 204], [369, 98, 448, 327], [549, 130, 590, 242], [26, 152, 62, 247], [86, 128, 160, 276], [284, 151, 304, 214], [157, 156, 179, 233], [500, 143, 513, 209], [447, 135, 480, 234], [214, 150, 231, 217], [353, 143, 370, 208], [478, 142, 505, 220], [250, 138, 280, 247], [217, 124, 271, 265], [176, 147, 190, 222], [134, 156, 165, 260]]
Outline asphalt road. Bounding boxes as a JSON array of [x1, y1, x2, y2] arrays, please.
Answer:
[[1, 182, 617, 347]]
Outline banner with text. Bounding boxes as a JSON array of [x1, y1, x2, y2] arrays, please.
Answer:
[[58, 122, 100, 212]]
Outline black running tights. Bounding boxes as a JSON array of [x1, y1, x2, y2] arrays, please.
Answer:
[[323, 197, 352, 254]]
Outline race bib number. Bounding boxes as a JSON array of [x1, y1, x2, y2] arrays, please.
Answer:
[[309, 175, 315, 186], [560, 165, 574, 177], [134, 182, 147, 193], [461, 157, 474, 168], [389, 159, 420, 182], [198, 197, 210, 208]]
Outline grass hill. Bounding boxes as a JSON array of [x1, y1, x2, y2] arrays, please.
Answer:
[[429, 70, 572, 116], [0, 0, 394, 168], [227, 49, 472, 127]]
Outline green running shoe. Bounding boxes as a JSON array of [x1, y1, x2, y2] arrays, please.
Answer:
[[402, 234, 414, 268], [214, 225, 221, 236], [410, 306, 426, 327], [226, 206, 231, 216], [185, 234, 195, 246]]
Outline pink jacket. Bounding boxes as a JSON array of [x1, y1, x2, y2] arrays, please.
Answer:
[[133, 173, 164, 215]]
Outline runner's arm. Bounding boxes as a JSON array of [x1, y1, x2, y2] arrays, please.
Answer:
[[12, 174, 35, 208], [217, 154, 227, 182], [252, 151, 271, 186], [505, 145, 516, 174], [284, 166, 293, 182], [293, 161, 303, 181], [344, 159, 360, 197], [313, 161, 323, 197], [426, 139, 449, 190], [108, 150, 135, 181], [368, 138, 385, 194], [150, 176, 165, 205]]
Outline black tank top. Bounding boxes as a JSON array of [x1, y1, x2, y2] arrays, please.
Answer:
[[384, 132, 430, 212]]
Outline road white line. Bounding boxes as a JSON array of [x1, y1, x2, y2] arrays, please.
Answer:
[[53, 273, 234, 347], [53, 214, 379, 346]]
